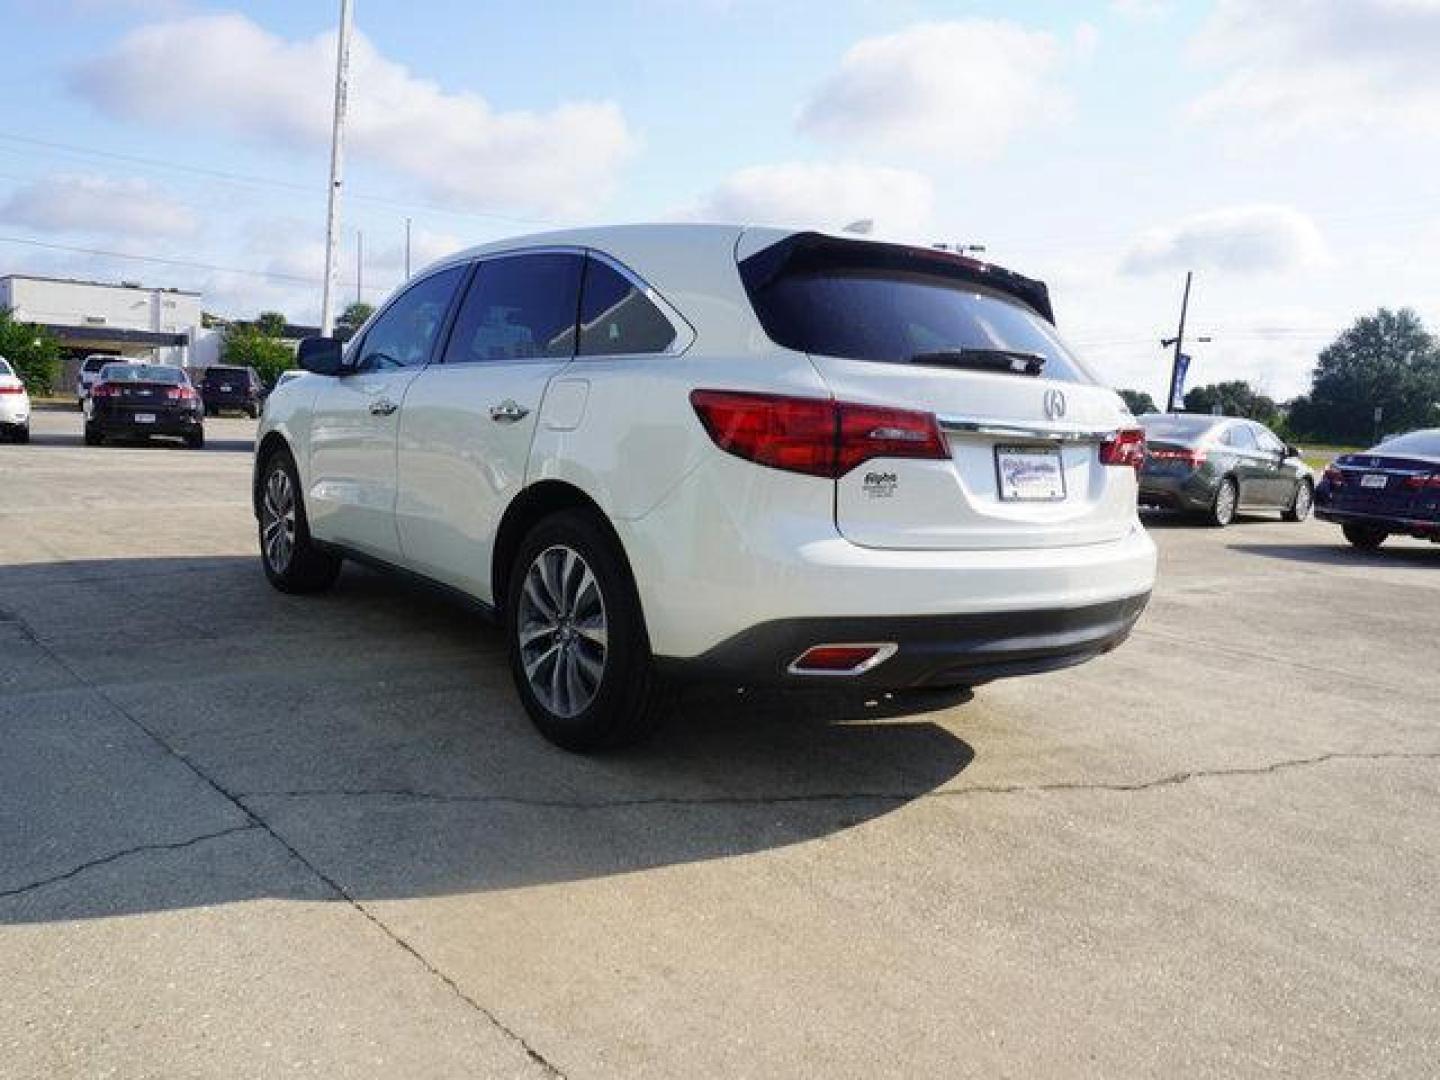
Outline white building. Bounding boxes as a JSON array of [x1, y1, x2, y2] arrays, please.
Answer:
[[0, 274, 205, 370]]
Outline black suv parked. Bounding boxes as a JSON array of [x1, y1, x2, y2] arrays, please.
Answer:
[[201, 366, 265, 417]]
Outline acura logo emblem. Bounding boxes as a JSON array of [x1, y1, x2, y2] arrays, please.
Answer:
[[1043, 389, 1067, 420]]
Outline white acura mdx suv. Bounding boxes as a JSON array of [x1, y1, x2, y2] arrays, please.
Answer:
[[255, 224, 1155, 750]]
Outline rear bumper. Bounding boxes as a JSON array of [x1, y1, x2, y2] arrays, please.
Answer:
[[91, 410, 202, 436], [655, 593, 1151, 688], [1316, 506, 1440, 538], [1139, 473, 1214, 511]]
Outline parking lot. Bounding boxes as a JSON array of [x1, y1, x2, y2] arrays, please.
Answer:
[[2, 404, 1438, 1077]]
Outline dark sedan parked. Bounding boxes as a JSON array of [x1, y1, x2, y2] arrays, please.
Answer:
[[1137, 413, 1314, 527], [201, 365, 265, 418], [84, 363, 205, 449], [1315, 429, 1440, 549]]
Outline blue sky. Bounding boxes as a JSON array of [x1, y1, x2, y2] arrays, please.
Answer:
[[2, 0, 1438, 402]]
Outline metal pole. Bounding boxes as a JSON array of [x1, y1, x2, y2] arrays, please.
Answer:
[[319, 0, 354, 337], [356, 229, 363, 303], [1167, 271, 1192, 411], [405, 217, 412, 279]]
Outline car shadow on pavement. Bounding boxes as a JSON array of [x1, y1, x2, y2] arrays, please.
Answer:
[[1227, 542, 1440, 567], [12, 429, 254, 453], [0, 556, 976, 924]]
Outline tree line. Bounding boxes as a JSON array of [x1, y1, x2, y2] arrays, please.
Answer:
[[1119, 307, 1440, 445]]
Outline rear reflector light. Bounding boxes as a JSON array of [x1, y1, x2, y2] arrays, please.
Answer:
[[1403, 472, 1440, 490], [1100, 428, 1146, 472], [789, 644, 897, 674], [1147, 447, 1206, 467], [689, 390, 947, 479], [1323, 466, 1345, 486]]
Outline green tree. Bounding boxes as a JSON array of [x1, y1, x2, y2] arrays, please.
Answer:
[[255, 310, 288, 337], [1117, 389, 1158, 415], [0, 308, 62, 394], [338, 301, 374, 333], [1183, 380, 1279, 425], [1288, 308, 1440, 443], [222, 324, 293, 388]]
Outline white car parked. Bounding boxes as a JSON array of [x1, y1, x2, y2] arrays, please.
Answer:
[[255, 224, 1156, 750], [75, 354, 124, 409], [0, 357, 31, 443]]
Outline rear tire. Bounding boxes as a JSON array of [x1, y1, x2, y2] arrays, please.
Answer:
[[14, 424, 29, 445], [1283, 479, 1313, 522], [185, 429, 205, 450], [245, 404, 259, 419], [1208, 477, 1238, 527], [506, 509, 667, 752], [83, 423, 101, 447], [1342, 523, 1388, 550], [257, 448, 341, 593]]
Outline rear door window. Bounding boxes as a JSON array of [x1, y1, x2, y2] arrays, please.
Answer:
[[442, 253, 582, 364], [577, 257, 677, 356], [741, 237, 1095, 383]]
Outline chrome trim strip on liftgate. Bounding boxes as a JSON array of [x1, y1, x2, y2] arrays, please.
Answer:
[[938, 416, 1120, 443]]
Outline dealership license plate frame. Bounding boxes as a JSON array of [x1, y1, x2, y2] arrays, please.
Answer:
[[995, 443, 1066, 502]]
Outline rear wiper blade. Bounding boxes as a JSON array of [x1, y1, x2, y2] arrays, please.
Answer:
[[910, 349, 1047, 376]]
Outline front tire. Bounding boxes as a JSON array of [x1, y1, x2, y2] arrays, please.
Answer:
[[257, 449, 341, 593], [1283, 479, 1313, 522], [1208, 477, 1238, 527], [1342, 523, 1388, 550], [506, 510, 667, 751]]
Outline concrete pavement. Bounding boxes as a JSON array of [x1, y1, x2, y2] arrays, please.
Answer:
[[2, 406, 1437, 1077]]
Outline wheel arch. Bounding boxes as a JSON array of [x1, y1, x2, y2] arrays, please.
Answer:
[[253, 431, 293, 519], [492, 481, 641, 621]]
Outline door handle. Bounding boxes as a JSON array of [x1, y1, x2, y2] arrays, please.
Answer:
[[369, 398, 398, 416], [489, 399, 530, 423]]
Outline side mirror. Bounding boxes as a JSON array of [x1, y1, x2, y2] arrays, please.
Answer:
[[296, 336, 346, 376]]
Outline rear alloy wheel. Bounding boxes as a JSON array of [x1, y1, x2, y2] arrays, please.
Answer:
[[507, 510, 667, 751], [258, 450, 341, 593], [1342, 523, 1388, 550], [1208, 477, 1239, 527], [1283, 479, 1313, 522]]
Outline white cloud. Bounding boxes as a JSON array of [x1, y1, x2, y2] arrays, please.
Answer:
[[0, 173, 197, 238], [1109, 0, 1171, 20], [70, 13, 638, 216], [1121, 205, 1330, 277], [682, 162, 935, 238], [796, 20, 1073, 158], [1190, 0, 1440, 135]]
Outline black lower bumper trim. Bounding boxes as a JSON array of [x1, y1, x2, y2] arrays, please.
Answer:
[[655, 594, 1152, 690]]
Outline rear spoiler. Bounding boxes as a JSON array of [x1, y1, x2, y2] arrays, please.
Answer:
[[738, 231, 1056, 325]]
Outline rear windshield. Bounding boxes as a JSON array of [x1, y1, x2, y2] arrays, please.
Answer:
[[83, 356, 117, 372], [741, 237, 1096, 384], [1140, 414, 1222, 440], [1376, 429, 1440, 457], [204, 367, 248, 382], [100, 364, 185, 384]]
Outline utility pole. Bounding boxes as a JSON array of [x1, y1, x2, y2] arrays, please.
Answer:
[[356, 229, 363, 303], [405, 217, 412, 279], [319, 0, 354, 337]]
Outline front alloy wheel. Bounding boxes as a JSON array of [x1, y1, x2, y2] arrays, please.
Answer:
[[1284, 480, 1313, 522], [261, 466, 297, 575], [1209, 478, 1238, 527], [257, 450, 341, 593]]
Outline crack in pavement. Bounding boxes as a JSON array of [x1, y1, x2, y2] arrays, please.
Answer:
[[236, 749, 1440, 811], [4, 607, 567, 1080], [0, 824, 260, 901]]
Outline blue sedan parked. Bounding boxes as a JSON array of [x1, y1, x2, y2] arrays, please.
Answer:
[[1315, 428, 1440, 549]]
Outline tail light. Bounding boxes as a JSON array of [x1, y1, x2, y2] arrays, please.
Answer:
[[91, 383, 119, 399], [0, 384, 24, 395], [689, 390, 947, 479], [1147, 447, 1206, 467], [1323, 466, 1345, 486], [1100, 428, 1146, 472], [1402, 472, 1440, 491], [165, 386, 197, 401]]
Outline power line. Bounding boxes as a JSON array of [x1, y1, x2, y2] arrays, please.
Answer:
[[0, 233, 318, 285]]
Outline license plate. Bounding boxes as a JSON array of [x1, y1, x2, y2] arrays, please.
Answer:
[[1361, 473, 1388, 489], [220, 385, 232, 392], [996, 444, 1065, 501], [134, 413, 156, 424]]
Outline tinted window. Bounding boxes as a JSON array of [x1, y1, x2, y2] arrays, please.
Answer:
[[1377, 429, 1440, 457], [443, 253, 582, 364], [742, 240, 1094, 383], [83, 356, 116, 372], [356, 265, 465, 372], [578, 258, 677, 356], [204, 367, 246, 383], [1223, 424, 1257, 450], [1141, 414, 1222, 441]]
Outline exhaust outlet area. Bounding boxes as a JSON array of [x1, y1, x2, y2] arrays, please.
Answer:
[[788, 643, 898, 676]]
